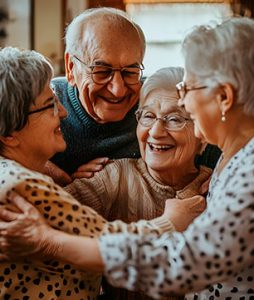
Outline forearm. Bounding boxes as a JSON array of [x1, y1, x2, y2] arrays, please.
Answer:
[[43, 228, 104, 273], [105, 216, 175, 236]]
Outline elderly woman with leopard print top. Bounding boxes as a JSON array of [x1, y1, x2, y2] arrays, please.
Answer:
[[0, 47, 206, 300]]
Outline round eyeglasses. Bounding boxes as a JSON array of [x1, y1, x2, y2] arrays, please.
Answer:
[[28, 96, 59, 116], [176, 81, 208, 100], [135, 109, 190, 131], [73, 55, 144, 85]]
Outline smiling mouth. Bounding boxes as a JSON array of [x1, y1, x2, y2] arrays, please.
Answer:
[[148, 143, 175, 152], [100, 95, 128, 104]]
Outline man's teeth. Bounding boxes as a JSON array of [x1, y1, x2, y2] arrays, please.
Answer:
[[109, 99, 121, 103], [148, 143, 173, 151], [105, 98, 125, 104]]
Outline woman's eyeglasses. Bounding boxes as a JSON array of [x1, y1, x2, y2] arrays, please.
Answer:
[[176, 81, 208, 100], [135, 109, 190, 131], [28, 96, 59, 116]]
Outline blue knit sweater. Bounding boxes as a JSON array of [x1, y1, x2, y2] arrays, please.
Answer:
[[51, 77, 140, 175]]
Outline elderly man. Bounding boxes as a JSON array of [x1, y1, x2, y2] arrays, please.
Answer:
[[48, 8, 145, 182]]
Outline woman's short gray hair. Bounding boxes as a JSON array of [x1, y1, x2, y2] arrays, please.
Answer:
[[0, 47, 53, 137], [182, 17, 254, 116], [65, 7, 146, 60], [140, 67, 184, 106]]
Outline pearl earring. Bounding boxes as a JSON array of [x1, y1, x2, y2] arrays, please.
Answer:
[[221, 111, 226, 122]]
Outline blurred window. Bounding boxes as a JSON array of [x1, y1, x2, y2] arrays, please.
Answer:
[[126, 1, 230, 76]]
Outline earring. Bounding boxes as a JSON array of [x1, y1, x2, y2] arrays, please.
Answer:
[[221, 111, 226, 122]]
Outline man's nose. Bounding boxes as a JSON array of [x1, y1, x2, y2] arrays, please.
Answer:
[[106, 71, 128, 98]]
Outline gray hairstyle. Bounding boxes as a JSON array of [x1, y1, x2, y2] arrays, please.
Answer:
[[0, 47, 53, 139], [65, 7, 146, 60], [182, 17, 254, 116], [140, 67, 184, 106]]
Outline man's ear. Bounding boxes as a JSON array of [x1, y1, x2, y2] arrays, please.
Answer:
[[0, 135, 20, 148], [216, 83, 235, 113], [65, 53, 75, 86]]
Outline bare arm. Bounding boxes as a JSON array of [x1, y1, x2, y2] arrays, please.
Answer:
[[43, 231, 104, 272]]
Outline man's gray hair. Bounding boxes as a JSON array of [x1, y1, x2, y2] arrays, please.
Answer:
[[140, 67, 184, 106], [182, 17, 254, 116], [0, 47, 53, 137], [65, 7, 146, 60]]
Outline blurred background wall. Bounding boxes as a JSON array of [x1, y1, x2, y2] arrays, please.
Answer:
[[1, 0, 231, 76]]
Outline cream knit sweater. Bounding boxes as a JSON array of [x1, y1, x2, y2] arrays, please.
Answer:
[[65, 158, 211, 223], [65, 158, 211, 300]]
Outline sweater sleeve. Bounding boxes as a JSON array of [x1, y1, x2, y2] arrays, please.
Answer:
[[64, 162, 121, 218], [104, 215, 175, 236]]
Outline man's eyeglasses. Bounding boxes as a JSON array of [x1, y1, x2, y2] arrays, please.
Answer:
[[135, 109, 190, 131], [176, 81, 208, 100], [28, 96, 59, 116], [73, 55, 144, 85]]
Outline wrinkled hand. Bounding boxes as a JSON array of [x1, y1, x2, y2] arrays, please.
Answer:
[[162, 195, 206, 232], [44, 161, 72, 186], [0, 192, 52, 260], [72, 157, 109, 179]]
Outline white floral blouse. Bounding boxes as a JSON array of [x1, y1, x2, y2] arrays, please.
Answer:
[[99, 138, 254, 300]]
